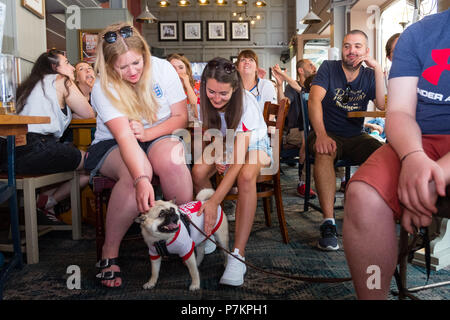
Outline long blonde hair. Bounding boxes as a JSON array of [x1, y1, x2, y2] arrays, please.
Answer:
[[95, 22, 158, 123]]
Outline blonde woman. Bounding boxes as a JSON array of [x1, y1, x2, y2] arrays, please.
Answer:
[[167, 53, 200, 119], [84, 23, 193, 288]]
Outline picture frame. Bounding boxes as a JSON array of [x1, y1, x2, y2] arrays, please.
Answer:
[[182, 21, 202, 41], [79, 30, 100, 64], [230, 21, 250, 41], [158, 21, 179, 41], [22, 0, 45, 19], [206, 21, 227, 41]]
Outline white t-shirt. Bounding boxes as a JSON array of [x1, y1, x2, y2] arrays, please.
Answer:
[[248, 78, 277, 113], [148, 200, 224, 261], [20, 74, 72, 138], [90, 56, 186, 144], [218, 90, 268, 145]]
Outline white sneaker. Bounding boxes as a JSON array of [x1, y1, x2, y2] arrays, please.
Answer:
[[204, 235, 216, 254], [219, 248, 247, 286]]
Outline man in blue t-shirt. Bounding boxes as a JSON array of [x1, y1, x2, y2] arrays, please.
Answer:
[[308, 30, 386, 251], [344, 9, 450, 299]]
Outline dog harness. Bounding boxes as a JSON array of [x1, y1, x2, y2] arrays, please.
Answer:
[[148, 200, 223, 261]]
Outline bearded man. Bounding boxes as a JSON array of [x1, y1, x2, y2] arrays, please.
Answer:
[[307, 30, 386, 251]]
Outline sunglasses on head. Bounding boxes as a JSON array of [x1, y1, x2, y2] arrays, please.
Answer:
[[342, 84, 351, 104], [103, 26, 133, 44], [207, 60, 236, 74]]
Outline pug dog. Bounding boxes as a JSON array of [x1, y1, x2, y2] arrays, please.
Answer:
[[135, 188, 229, 291]]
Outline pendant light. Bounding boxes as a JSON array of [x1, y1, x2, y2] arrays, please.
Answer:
[[301, 0, 322, 24], [136, 1, 158, 23]]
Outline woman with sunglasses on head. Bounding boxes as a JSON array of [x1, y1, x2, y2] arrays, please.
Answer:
[[167, 53, 200, 120], [192, 57, 272, 286], [236, 50, 277, 113], [84, 23, 192, 288], [0, 49, 95, 224]]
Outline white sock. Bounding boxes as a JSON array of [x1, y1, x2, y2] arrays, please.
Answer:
[[45, 196, 58, 210], [232, 248, 244, 259], [322, 218, 335, 225]]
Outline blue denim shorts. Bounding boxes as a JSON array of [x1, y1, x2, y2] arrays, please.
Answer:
[[84, 134, 184, 182], [247, 135, 273, 163]]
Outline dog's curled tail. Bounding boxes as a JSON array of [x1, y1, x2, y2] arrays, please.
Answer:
[[195, 188, 215, 202]]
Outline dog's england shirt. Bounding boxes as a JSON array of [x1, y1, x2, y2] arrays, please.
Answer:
[[148, 201, 224, 261]]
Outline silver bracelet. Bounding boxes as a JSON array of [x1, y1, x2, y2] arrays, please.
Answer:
[[133, 175, 151, 188]]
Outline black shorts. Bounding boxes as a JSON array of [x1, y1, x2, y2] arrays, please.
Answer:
[[307, 131, 383, 164], [0, 133, 82, 174]]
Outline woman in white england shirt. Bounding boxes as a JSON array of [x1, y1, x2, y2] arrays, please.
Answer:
[[192, 57, 272, 286], [85, 23, 192, 288]]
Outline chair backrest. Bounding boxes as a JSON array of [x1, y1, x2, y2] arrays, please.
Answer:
[[299, 92, 311, 142], [263, 98, 290, 149]]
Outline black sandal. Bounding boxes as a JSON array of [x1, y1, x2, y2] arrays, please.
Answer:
[[96, 258, 122, 287]]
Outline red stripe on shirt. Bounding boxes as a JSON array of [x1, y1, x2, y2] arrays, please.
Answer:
[[182, 241, 195, 261]]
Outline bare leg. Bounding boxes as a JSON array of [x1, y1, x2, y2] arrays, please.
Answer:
[[98, 148, 153, 287], [40, 149, 89, 207], [233, 164, 259, 257], [313, 152, 337, 219], [192, 162, 217, 195], [148, 139, 193, 204], [343, 181, 398, 299], [233, 150, 269, 256]]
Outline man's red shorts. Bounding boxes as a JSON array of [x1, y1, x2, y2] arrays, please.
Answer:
[[348, 135, 450, 220]]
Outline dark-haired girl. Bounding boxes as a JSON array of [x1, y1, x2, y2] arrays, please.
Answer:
[[0, 50, 94, 222], [192, 57, 272, 286]]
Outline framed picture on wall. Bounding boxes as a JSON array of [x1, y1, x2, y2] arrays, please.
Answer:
[[22, 0, 45, 19], [79, 30, 100, 64], [230, 21, 250, 41], [183, 21, 202, 41], [206, 21, 227, 41], [158, 22, 178, 41]]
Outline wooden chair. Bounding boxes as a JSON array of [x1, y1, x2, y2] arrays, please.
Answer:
[[216, 99, 290, 244], [0, 171, 81, 264]]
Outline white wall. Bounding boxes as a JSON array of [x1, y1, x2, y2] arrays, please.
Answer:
[[143, 0, 297, 77], [1, 0, 47, 81]]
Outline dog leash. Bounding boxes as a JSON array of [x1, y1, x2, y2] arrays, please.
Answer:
[[181, 212, 352, 284]]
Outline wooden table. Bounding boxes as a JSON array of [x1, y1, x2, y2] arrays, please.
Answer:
[[0, 114, 50, 300], [347, 111, 386, 118], [69, 118, 96, 152]]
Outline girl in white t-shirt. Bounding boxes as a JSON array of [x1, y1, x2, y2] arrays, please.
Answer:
[[236, 49, 277, 113], [192, 57, 272, 287], [85, 23, 192, 288]]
